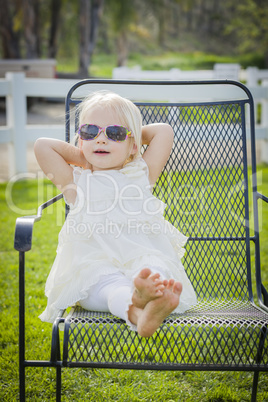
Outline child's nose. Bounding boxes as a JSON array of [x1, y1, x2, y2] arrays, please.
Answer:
[[96, 130, 107, 143]]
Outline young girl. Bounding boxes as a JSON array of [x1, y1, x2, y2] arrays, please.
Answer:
[[35, 91, 196, 338]]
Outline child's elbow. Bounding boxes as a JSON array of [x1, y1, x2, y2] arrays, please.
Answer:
[[34, 137, 48, 157], [34, 137, 42, 153], [163, 124, 174, 144]]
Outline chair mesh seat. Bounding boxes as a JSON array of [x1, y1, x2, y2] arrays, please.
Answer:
[[64, 304, 268, 368]]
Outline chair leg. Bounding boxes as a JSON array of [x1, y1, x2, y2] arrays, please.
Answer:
[[251, 372, 259, 402], [251, 322, 267, 402], [19, 365, 25, 401], [19, 251, 26, 401], [56, 366, 61, 402], [52, 316, 63, 401]]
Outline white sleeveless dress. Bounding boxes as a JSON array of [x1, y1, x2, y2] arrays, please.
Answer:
[[39, 158, 197, 323]]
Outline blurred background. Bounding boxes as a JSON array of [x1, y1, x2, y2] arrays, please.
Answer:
[[1, 0, 267, 78], [1, 0, 268, 180]]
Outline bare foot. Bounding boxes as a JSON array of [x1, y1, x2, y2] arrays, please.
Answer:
[[132, 268, 165, 309], [137, 279, 182, 337]]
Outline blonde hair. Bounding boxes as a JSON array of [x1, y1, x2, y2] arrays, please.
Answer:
[[76, 91, 142, 160]]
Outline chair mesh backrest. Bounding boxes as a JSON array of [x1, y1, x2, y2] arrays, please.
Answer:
[[68, 94, 251, 303], [138, 102, 249, 302]]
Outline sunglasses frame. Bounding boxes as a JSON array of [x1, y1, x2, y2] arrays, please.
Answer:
[[78, 124, 133, 142]]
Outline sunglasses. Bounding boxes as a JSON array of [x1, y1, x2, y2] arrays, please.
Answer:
[[78, 124, 133, 142]]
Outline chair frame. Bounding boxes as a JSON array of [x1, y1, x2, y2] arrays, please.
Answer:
[[14, 80, 268, 401]]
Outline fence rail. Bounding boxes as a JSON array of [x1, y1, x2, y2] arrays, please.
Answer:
[[112, 64, 268, 85], [0, 72, 268, 179]]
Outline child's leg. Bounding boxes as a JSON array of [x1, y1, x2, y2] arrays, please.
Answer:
[[79, 273, 137, 329], [79, 270, 165, 316], [79, 273, 131, 312], [132, 267, 166, 308], [79, 269, 182, 337], [106, 284, 137, 329], [129, 277, 182, 337]]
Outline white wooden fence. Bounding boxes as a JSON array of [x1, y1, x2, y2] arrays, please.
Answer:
[[112, 64, 268, 85], [0, 71, 268, 179]]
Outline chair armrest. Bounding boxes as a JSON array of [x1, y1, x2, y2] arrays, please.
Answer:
[[14, 194, 63, 252], [261, 284, 268, 308], [257, 192, 268, 203]]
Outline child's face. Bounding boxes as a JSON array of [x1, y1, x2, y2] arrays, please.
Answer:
[[79, 107, 137, 172]]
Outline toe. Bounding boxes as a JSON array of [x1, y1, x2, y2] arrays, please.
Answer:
[[167, 279, 175, 289], [174, 282, 183, 295], [150, 273, 161, 281], [156, 289, 164, 296], [138, 268, 151, 279]]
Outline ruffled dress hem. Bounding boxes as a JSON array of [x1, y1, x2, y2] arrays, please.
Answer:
[[39, 158, 197, 324]]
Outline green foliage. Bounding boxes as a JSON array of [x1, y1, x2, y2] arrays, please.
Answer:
[[0, 167, 268, 400], [226, 0, 268, 63], [105, 0, 137, 33], [0, 0, 268, 68]]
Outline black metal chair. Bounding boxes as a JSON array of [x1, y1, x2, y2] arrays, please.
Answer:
[[14, 80, 268, 401]]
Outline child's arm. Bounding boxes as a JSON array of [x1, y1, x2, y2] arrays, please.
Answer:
[[142, 123, 174, 185], [34, 138, 91, 203]]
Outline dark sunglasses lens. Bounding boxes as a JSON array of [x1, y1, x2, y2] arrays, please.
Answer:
[[106, 126, 127, 141], [79, 125, 99, 140]]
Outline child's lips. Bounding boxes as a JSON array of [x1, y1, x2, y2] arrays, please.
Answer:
[[94, 149, 110, 154]]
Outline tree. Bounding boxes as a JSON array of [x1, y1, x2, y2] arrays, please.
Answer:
[[88, 0, 104, 63], [105, 0, 137, 66], [79, 0, 90, 77], [48, 0, 62, 58], [22, 0, 41, 58], [0, 0, 21, 58], [79, 0, 103, 77], [1, 0, 267, 71], [226, 0, 268, 67], [146, 0, 168, 47]]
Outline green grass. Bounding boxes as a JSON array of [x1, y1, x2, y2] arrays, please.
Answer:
[[0, 166, 268, 401], [56, 50, 265, 78]]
